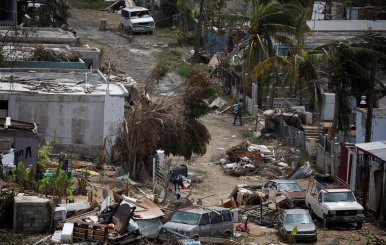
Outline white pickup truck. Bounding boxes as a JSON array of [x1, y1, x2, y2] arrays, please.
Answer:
[[305, 178, 364, 229]]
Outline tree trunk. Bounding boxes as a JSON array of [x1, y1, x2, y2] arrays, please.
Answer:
[[365, 56, 376, 142], [151, 0, 155, 16], [330, 79, 341, 140], [193, 0, 204, 62], [183, 0, 188, 33]]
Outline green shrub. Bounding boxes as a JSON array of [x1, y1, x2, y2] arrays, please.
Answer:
[[37, 140, 59, 173], [76, 0, 110, 9], [173, 31, 194, 45], [38, 162, 73, 203]]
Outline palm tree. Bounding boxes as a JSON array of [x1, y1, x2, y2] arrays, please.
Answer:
[[247, 0, 296, 108], [315, 33, 386, 139]]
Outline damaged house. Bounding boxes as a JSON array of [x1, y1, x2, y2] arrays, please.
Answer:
[[0, 68, 128, 158]]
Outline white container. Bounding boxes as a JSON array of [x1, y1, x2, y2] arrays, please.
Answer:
[[232, 208, 241, 223], [61, 223, 74, 243], [54, 206, 67, 221]]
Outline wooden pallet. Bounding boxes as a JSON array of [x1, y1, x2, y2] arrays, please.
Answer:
[[73, 221, 108, 243]]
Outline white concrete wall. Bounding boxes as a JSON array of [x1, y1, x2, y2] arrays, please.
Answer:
[[103, 95, 125, 156], [356, 110, 386, 143], [3, 93, 125, 156]]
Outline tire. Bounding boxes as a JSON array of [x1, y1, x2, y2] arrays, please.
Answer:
[[149, 31, 153, 35], [193, 235, 199, 240], [314, 235, 318, 242], [356, 221, 363, 229], [310, 207, 317, 219], [119, 23, 123, 30], [128, 26, 133, 34], [223, 231, 232, 238], [323, 214, 329, 229]]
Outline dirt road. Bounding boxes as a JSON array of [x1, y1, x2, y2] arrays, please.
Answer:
[[68, 8, 172, 83], [68, 7, 386, 245]]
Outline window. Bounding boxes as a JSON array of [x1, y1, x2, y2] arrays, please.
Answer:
[[318, 194, 322, 203], [278, 183, 303, 192], [221, 211, 232, 222], [210, 212, 223, 224], [284, 214, 312, 224], [0, 100, 8, 110], [324, 192, 355, 202], [264, 182, 273, 188], [199, 213, 210, 225], [171, 211, 200, 225]]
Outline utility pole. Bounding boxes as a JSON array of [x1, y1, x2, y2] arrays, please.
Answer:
[[362, 55, 376, 211], [193, 0, 204, 62], [365, 56, 376, 143]]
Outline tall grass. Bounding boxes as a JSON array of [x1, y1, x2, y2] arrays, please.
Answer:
[[74, 0, 110, 10]]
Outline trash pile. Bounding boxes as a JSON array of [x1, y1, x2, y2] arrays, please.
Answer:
[[217, 140, 313, 181]]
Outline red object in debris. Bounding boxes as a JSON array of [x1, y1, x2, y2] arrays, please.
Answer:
[[107, 223, 114, 232], [236, 223, 250, 233]]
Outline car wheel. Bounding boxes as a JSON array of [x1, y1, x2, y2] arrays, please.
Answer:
[[310, 208, 316, 219], [223, 231, 232, 238], [128, 26, 133, 34], [149, 31, 153, 35], [356, 221, 363, 229], [119, 23, 123, 30], [314, 235, 318, 242], [193, 235, 199, 241]]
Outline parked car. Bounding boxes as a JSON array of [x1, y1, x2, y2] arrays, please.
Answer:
[[119, 7, 155, 34], [262, 179, 306, 206], [162, 206, 233, 239], [305, 178, 364, 229], [277, 209, 317, 242]]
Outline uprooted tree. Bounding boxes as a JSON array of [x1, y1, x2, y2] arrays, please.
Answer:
[[114, 70, 217, 180]]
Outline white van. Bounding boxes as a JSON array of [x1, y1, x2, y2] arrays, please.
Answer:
[[119, 7, 155, 34]]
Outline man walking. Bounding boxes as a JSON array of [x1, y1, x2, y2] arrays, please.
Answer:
[[233, 99, 243, 125]]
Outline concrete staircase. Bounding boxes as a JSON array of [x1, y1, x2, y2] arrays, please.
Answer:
[[300, 124, 319, 140]]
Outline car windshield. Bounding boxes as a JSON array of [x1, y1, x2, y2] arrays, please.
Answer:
[[284, 213, 312, 224], [171, 211, 200, 225], [131, 10, 150, 18], [324, 192, 355, 202], [278, 183, 303, 192]]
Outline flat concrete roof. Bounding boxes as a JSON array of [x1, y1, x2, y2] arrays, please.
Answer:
[[0, 27, 77, 44], [15, 193, 50, 204], [307, 20, 386, 32], [305, 20, 386, 44], [0, 69, 128, 96], [356, 107, 386, 117]]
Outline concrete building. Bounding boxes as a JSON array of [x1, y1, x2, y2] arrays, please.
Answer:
[[356, 108, 386, 143], [0, 27, 77, 45], [0, 0, 17, 27], [0, 68, 128, 157]]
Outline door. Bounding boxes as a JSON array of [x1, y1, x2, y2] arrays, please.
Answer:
[[314, 193, 324, 218], [198, 213, 210, 236]]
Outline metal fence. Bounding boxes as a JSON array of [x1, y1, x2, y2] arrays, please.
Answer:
[[281, 124, 306, 150]]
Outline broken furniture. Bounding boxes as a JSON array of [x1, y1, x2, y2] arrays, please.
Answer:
[[73, 221, 108, 242]]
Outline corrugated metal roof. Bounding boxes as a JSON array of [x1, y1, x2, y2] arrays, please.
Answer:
[[355, 141, 386, 161]]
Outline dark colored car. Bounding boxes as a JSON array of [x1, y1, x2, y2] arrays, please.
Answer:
[[277, 209, 317, 242], [262, 179, 306, 206]]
